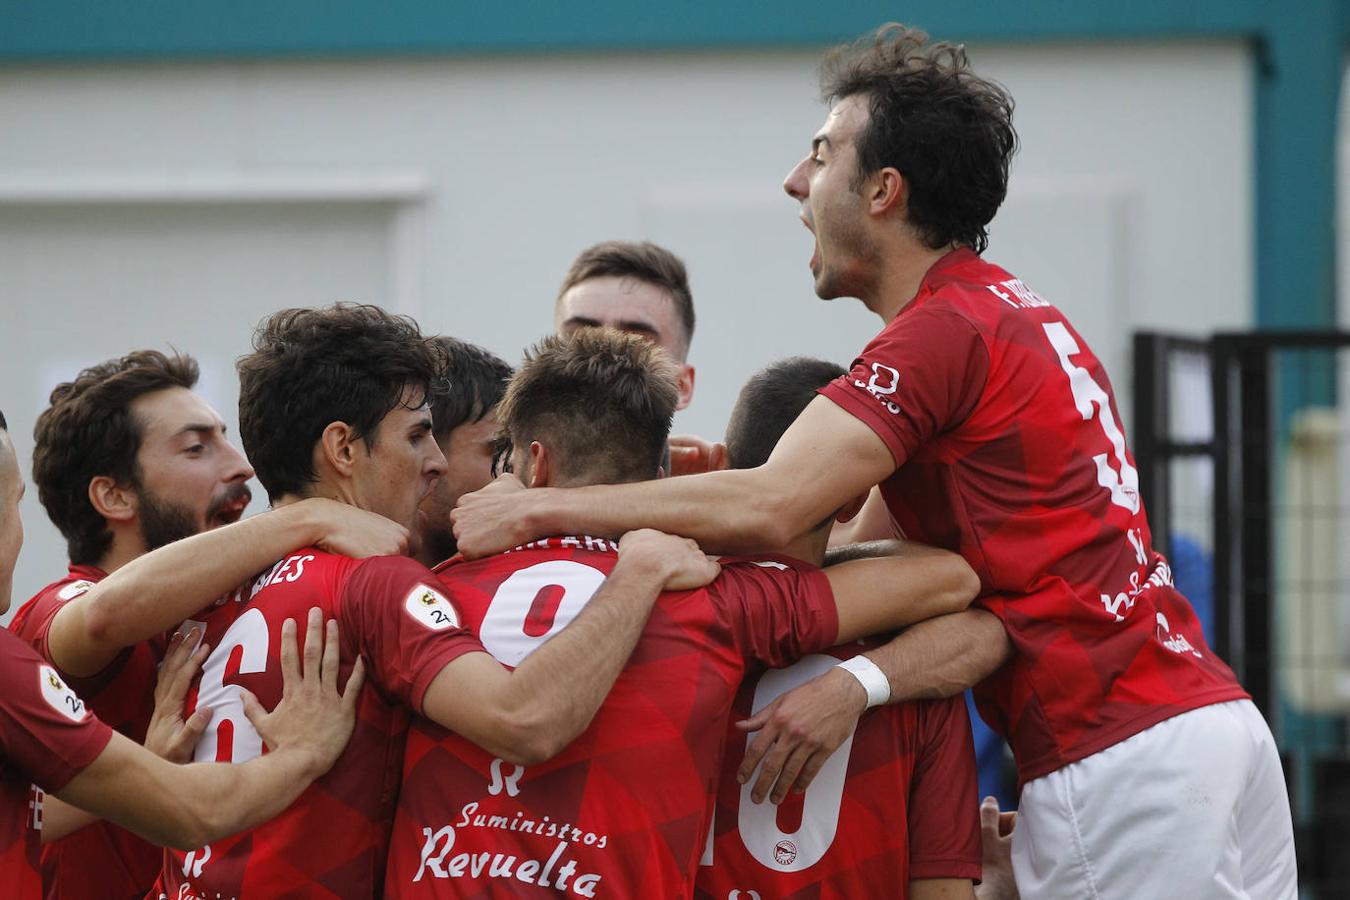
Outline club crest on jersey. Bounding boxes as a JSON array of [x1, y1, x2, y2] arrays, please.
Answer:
[[405, 585, 460, 631], [56, 580, 95, 601], [854, 362, 902, 415], [38, 665, 88, 722]]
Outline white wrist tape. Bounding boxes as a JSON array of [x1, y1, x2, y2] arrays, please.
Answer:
[[835, 655, 891, 708]]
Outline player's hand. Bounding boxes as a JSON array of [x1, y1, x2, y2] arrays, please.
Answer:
[[734, 666, 868, 804], [668, 434, 725, 476], [241, 608, 366, 777], [308, 499, 409, 559], [451, 474, 534, 559], [144, 626, 213, 763], [617, 528, 720, 591], [974, 796, 1019, 900]]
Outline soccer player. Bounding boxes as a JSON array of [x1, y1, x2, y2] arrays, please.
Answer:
[[386, 329, 980, 898], [0, 409, 365, 899], [555, 240, 718, 475], [452, 24, 1295, 898], [411, 337, 512, 567], [9, 350, 405, 900], [153, 304, 719, 900], [9, 350, 255, 898], [697, 357, 984, 900]]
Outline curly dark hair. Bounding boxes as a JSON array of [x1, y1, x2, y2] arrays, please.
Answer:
[[820, 23, 1017, 254], [237, 303, 448, 501], [32, 350, 200, 565], [497, 329, 679, 486]]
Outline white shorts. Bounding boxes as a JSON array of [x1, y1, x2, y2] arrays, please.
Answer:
[[1012, 700, 1296, 899]]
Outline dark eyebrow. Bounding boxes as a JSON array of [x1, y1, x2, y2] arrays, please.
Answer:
[[410, 416, 433, 433], [175, 424, 221, 440], [562, 316, 604, 330]]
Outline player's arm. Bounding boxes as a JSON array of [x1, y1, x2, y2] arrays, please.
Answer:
[[826, 544, 981, 642], [48, 498, 407, 677], [421, 529, 719, 765], [737, 608, 1010, 804], [452, 396, 897, 558], [54, 609, 364, 850], [911, 881, 977, 900]]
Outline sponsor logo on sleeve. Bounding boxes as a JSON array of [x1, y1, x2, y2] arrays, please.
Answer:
[[853, 362, 902, 415], [405, 585, 462, 631], [56, 580, 95, 601], [38, 665, 89, 722]]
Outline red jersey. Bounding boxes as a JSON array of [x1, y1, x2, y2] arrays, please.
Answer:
[[696, 641, 981, 899], [153, 550, 483, 900], [819, 247, 1247, 782], [8, 565, 165, 900], [0, 628, 113, 900], [386, 537, 838, 899]]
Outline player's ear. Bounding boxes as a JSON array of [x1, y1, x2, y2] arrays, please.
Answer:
[[834, 492, 868, 524], [706, 441, 730, 472], [869, 167, 906, 219], [317, 421, 358, 479], [526, 441, 550, 489], [676, 364, 696, 412], [88, 476, 136, 523]]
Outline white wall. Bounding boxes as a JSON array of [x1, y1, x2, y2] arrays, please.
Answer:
[[0, 41, 1253, 610]]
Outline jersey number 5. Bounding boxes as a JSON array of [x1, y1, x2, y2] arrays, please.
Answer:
[[1042, 321, 1140, 514]]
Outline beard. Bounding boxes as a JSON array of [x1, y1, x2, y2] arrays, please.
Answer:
[[136, 489, 199, 552], [136, 481, 251, 551]]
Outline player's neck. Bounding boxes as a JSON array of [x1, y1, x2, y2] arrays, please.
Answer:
[[97, 529, 147, 575], [864, 240, 958, 322]]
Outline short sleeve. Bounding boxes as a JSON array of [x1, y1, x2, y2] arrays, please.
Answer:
[[818, 306, 989, 469], [907, 696, 982, 881], [0, 631, 112, 793], [339, 556, 485, 714], [710, 558, 838, 668]]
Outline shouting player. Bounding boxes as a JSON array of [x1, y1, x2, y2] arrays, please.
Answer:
[[387, 329, 980, 898], [453, 24, 1294, 898], [9, 350, 253, 899], [0, 409, 367, 899], [153, 304, 718, 900]]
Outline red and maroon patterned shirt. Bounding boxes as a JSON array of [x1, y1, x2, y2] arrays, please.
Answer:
[[818, 247, 1248, 783], [0, 627, 113, 900], [696, 640, 981, 900], [153, 550, 483, 900], [9, 565, 166, 900], [385, 537, 838, 899]]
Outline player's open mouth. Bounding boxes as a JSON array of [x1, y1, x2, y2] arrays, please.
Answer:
[[208, 490, 252, 527]]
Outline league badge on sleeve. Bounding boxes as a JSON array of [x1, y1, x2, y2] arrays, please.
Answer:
[[405, 584, 461, 631], [38, 665, 90, 722], [56, 580, 95, 601]]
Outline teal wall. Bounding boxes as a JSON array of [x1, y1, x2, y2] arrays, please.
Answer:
[[1, 0, 1346, 329]]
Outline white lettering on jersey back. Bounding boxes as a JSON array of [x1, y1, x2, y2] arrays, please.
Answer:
[[405, 584, 461, 631], [38, 665, 89, 722], [478, 560, 606, 667]]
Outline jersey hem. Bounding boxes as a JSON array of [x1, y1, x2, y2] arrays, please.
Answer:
[[1015, 685, 1252, 784], [910, 859, 983, 880]]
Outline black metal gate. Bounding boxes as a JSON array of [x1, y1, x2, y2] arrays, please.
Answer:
[[1134, 331, 1349, 897]]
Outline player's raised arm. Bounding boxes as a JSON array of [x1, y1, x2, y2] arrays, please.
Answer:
[[48, 498, 407, 677], [420, 528, 719, 764], [452, 395, 897, 558], [54, 608, 364, 850]]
